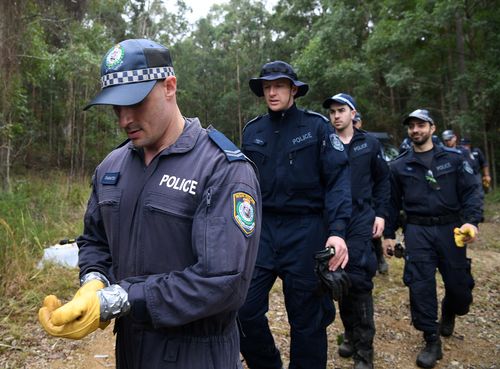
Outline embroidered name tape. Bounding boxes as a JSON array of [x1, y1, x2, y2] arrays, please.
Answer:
[[102, 172, 120, 185]]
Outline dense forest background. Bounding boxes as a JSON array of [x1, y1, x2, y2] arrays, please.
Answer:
[[1, 0, 499, 191]]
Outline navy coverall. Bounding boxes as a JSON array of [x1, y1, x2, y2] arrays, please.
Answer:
[[336, 128, 390, 363], [78, 118, 261, 369], [384, 145, 483, 339], [239, 104, 351, 369]]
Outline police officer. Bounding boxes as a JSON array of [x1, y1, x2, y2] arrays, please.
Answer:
[[442, 130, 479, 173], [460, 137, 491, 192], [38, 39, 261, 369], [441, 129, 458, 149], [442, 130, 483, 198], [323, 93, 390, 369], [353, 112, 390, 275], [382, 109, 483, 369], [239, 61, 351, 369]]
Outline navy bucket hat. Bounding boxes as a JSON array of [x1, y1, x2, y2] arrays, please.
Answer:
[[403, 109, 434, 125], [322, 93, 357, 110], [249, 61, 309, 98], [84, 39, 175, 110]]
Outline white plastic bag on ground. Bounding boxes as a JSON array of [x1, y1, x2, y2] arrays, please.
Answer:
[[38, 242, 79, 268]]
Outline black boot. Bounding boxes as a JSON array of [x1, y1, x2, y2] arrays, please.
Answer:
[[338, 332, 355, 358], [440, 301, 456, 337], [354, 359, 373, 369], [416, 336, 442, 368], [377, 256, 389, 274]]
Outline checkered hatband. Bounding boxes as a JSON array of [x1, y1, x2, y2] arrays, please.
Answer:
[[101, 66, 175, 88]]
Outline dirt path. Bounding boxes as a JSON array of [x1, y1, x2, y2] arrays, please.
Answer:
[[8, 227, 500, 369]]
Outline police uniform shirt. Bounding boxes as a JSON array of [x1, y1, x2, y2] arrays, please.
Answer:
[[345, 129, 389, 215], [384, 145, 483, 239], [242, 103, 351, 238]]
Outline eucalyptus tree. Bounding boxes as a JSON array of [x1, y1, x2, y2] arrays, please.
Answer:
[[175, 0, 273, 145], [366, 0, 500, 171]]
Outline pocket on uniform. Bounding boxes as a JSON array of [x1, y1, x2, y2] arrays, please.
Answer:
[[205, 216, 238, 275], [286, 140, 320, 193], [97, 187, 122, 245], [141, 192, 197, 273]]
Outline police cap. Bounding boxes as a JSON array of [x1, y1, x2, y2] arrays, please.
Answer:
[[403, 109, 434, 125], [442, 129, 455, 141], [85, 39, 174, 110]]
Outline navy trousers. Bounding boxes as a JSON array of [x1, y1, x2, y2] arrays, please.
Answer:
[[403, 223, 475, 335], [239, 213, 335, 369]]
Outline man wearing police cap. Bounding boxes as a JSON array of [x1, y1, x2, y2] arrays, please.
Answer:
[[459, 137, 491, 193], [38, 38, 261, 369], [382, 109, 483, 368], [239, 61, 352, 369], [323, 93, 390, 369]]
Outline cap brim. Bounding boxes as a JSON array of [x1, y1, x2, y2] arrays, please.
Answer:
[[403, 114, 434, 125], [249, 75, 309, 98], [322, 97, 356, 110], [84, 80, 157, 110]]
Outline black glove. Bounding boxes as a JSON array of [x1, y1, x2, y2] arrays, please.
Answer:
[[314, 248, 351, 301]]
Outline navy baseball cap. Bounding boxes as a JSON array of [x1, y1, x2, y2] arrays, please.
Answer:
[[353, 111, 362, 122], [249, 61, 309, 98], [322, 93, 357, 110], [403, 109, 434, 125], [442, 129, 455, 141], [84, 39, 175, 110]]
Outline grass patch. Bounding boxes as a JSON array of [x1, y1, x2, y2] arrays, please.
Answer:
[[0, 172, 90, 340], [0, 173, 90, 300]]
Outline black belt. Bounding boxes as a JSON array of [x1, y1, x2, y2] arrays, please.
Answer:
[[406, 214, 461, 226]]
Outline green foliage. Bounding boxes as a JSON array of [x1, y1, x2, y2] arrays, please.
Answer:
[[0, 173, 90, 298], [1, 0, 499, 181]]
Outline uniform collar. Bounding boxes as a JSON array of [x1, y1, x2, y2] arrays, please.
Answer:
[[128, 117, 202, 157], [406, 144, 448, 164], [268, 103, 299, 121], [162, 117, 202, 155], [350, 127, 365, 142]]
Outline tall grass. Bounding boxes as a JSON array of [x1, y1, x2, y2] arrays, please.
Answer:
[[0, 172, 90, 298]]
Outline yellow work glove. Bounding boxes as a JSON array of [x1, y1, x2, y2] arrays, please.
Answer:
[[482, 176, 491, 191], [453, 226, 476, 247], [38, 280, 109, 340]]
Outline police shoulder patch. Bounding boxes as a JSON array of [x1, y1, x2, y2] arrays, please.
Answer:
[[232, 192, 256, 237], [462, 160, 474, 175], [329, 133, 345, 151], [207, 126, 246, 162]]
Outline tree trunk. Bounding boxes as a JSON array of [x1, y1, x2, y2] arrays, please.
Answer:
[[236, 51, 242, 146], [455, 8, 469, 111], [0, 1, 26, 192]]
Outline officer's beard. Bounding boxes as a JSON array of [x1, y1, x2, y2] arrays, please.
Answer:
[[410, 131, 432, 146]]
